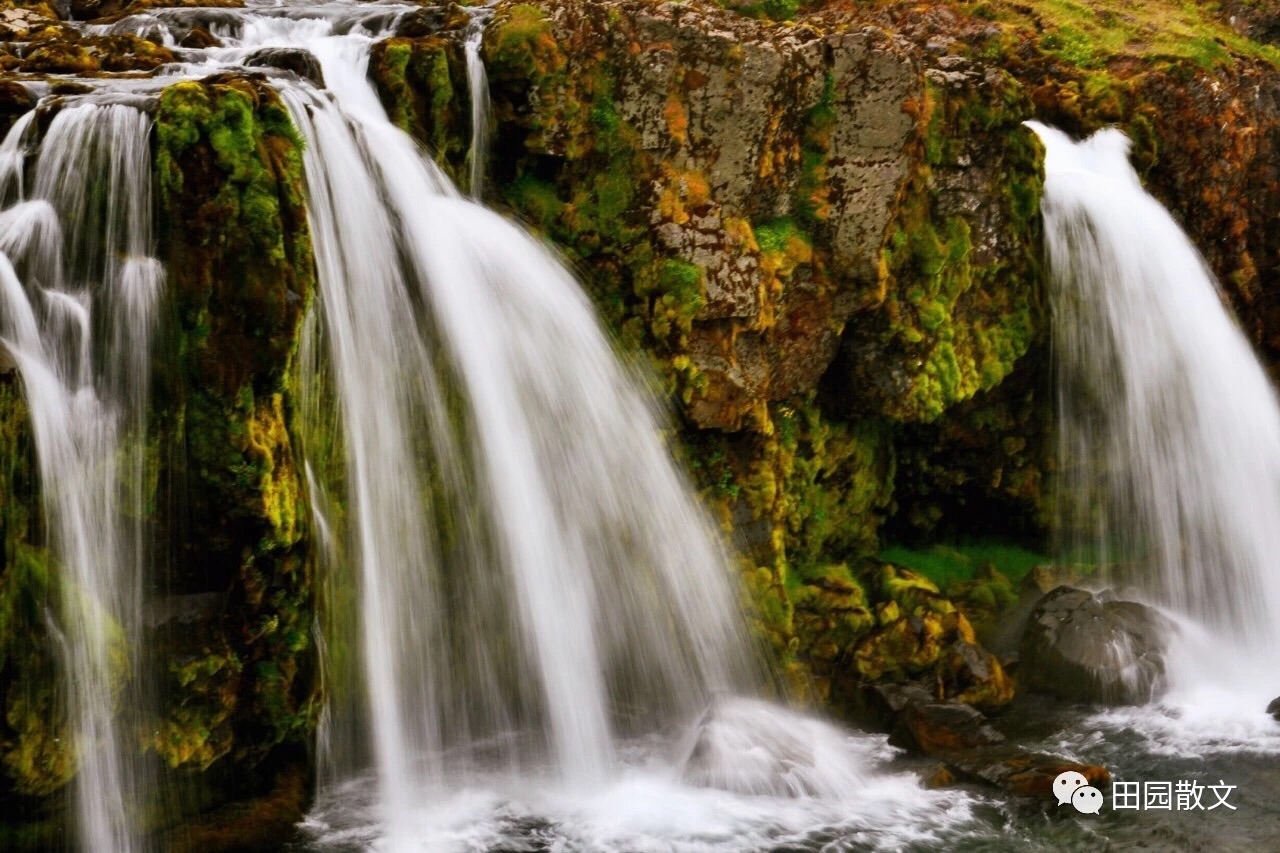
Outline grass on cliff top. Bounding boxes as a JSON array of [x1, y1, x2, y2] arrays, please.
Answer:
[[880, 542, 1049, 588], [970, 0, 1280, 69]]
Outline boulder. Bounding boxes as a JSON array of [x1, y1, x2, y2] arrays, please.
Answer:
[[243, 47, 324, 87], [1020, 586, 1171, 705], [1266, 695, 1280, 721]]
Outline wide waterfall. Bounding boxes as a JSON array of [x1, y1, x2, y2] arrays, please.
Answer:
[[0, 2, 975, 849], [0, 102, 160, 852], [1032, 121, 1280, 718]]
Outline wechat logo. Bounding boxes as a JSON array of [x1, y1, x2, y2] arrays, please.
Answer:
[[1055, 770, 1104, 815]]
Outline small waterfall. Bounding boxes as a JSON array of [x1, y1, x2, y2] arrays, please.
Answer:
[[1031, 121, 1280, 698], [464, 3, 496, 198], [0, 101, 160, 852]]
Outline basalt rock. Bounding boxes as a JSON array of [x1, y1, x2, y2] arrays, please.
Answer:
[[1020, 587, 1172, 705]]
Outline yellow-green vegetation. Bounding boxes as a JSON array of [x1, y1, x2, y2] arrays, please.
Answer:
[[872, 77, 1042, 422], [0, 544, 74, 797], [486, 7, 715, 395], [880, 542, 1057, 642], [968, 0, 1280, 69], [880, 542, 1048, 588], [369, 37, 468, 179], [0, 378, 76, 800], [150, 75, 319, 779], [716, 0, 815, 22], [789, 559, 1015, 711]]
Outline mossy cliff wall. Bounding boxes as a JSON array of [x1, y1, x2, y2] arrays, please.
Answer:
[[2, 0, 1280, 835], [369, 0, 1047, 701], [0, 75, 318, 845], [371, 0, 1280, 711], [149, 74, 318, 845]]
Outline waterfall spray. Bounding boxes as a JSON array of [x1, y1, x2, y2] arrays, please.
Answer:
[[1031, 121, 1280, 699]]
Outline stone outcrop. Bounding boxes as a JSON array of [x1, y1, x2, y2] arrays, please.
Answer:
[[1020, 587, 1172, 705]]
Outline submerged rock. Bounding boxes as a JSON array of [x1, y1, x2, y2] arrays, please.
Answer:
[[864, 681, 1111, 800], [1020, 587, 1171, 705], [946, 748, 1111, 799]]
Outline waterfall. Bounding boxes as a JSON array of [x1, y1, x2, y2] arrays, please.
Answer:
[[0, 4, 975, 848], [1031, 121, 1280, 701], [250, 25, 760, 830], [0, 101, 160, 852], [464, 3, 495, 198]]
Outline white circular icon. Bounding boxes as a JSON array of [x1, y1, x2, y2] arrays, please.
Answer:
[[1071, 785, 1104, 814]]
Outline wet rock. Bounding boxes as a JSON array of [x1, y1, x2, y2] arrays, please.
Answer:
[[852, 563, 1016, 711], [1020, 587, 1171, 705], [0, 4, 60, 39], [177, 25, 219, 49], [243, 46, 324, 87], [1020, 564, 1082, 597], [900, 700, 1006, 753], [480, 0, 922, 431], [18, 32, 174, 73], [926, 764, 956, 788], [946, 748, 1111, 798], [0, 79, 35, 132], [865, 680, 1111, 800], [1266, 695, 1280, 721], [393, 4, 469, 38], [48, 80, 93, 95]]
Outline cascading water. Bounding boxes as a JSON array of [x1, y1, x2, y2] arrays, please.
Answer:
[[464, 3, 495, 198], [1, 3, 981, 848], [238, 9, 765, 829], [1031, 121, 1280, 730], [0, 101, 160, 852], [202, 6, 965, 848]]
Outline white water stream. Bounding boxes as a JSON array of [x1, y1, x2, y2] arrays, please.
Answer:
[[1032, 122, 1280, 748], [0, 2, 979, 848], [0, 101, 160, 852]]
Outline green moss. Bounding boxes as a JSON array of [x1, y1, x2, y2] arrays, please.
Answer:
[[880, 542, 1049, 589], [974, 0, 1280, 70], [151, 75, 319, 779], [717, 0, 808, 22], [644, 258, 705, 341], [794, 73, 836, 224], [871, 75, 1042, 424], [369, 38, 466, 176], [0, 544, 75, 797]]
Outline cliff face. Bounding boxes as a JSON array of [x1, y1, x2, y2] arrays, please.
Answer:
[[370, 0, 1280, 700], [371, 0, 1047, 689]]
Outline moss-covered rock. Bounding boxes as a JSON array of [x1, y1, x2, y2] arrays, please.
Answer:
[[369, 31, 472, 182], [789, 559, 1014, 715], [0, 366, 78, 810], [14, 31, 175, 74], [148, 73, 318, 817]]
